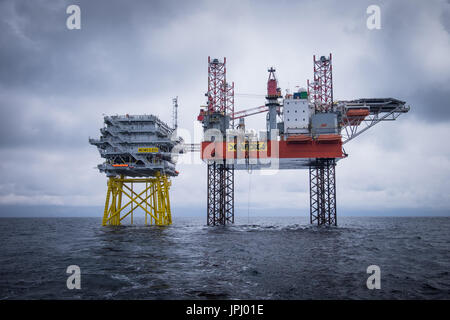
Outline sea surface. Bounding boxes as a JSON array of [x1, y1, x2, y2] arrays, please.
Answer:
[[0, 216, 449, 300]]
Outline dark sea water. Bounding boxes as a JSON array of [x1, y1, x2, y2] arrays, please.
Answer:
[[0, 216, 449, 300]]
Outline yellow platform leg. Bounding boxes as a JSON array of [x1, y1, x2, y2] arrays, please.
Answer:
[[102, 172, 172, 226]]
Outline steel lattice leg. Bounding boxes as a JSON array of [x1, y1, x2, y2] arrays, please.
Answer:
[[207, 162, 234, 226], [309, 159, 337, 226], [102, 174, 172, 226]]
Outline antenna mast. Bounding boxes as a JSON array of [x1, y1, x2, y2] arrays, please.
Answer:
[[172, 96, 178, 130]]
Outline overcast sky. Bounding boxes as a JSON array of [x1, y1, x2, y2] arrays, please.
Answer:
[[0, 0, 449, 217]]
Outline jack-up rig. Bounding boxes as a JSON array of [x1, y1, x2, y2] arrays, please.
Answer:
[[197, 54, 410, 226]]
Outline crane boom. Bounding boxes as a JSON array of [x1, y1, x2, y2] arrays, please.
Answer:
[[231, 105, 268, 120]]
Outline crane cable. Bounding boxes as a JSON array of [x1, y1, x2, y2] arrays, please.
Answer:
[[247, 166, 252, 225]]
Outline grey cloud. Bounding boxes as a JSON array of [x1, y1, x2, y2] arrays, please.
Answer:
[[0, 0, 198, 96], [0, 0, 449, 211], [370, 0, 450, 121]]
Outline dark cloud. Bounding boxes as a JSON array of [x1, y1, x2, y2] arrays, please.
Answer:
[[0, 0, 199, 96], [0, 0, 449, 210], [410, 86, 450, 122], [1, 0, 448, 116], [375, 0, 450, 121]]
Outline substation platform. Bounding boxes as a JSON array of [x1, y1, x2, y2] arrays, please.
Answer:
[[90, 114, 183, 226]]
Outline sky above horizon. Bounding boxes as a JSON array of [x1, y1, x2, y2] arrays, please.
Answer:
[[0, 0, 449, 217]]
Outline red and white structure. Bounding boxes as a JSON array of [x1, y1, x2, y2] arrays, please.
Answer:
[[308, 54, 333, 112], [196, 54, 409, 226]]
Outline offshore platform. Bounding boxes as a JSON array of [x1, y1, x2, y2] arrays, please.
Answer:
[[89, 110, 183, 226], [89, 54, 409, 227], [197, 54, 410, 226]]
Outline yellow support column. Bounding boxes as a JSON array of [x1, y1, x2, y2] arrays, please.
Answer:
[[102, 179, 112, 226], [117, 175, 124, 225], [163, 175, 172, 225], [145, 181, 148, 226], [102, 174, 172, 226], [151, 183, 156, 225], [131, 182, 134, 225]]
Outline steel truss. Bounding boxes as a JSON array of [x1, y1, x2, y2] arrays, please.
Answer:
[[226, 81, 235, 127], [102, 173, 172, 226], [207, 161, 234, 225], [341, 105, 409, 144], [309, 159, 337, 226], [308, 54, 333, 112]]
